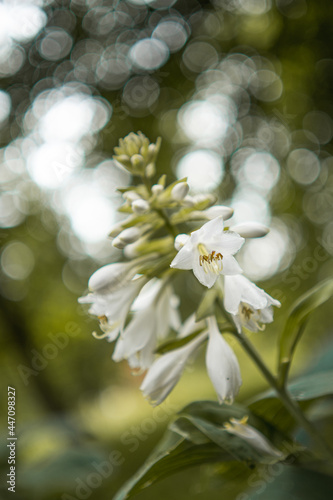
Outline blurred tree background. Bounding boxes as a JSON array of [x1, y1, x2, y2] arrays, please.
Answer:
[[0, 0, 333, 499]]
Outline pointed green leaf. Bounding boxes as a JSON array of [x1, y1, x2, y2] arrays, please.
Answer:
[[278, 279, 333, 386], [249, 370, 333, 432], [113, 430, 231, 500]]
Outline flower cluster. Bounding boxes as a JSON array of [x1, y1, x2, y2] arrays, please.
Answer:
[[79, 133, 280, 407]]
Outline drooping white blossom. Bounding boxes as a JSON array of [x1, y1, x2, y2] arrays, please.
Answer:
[[224, 274, 281, 333], [140, 315, 242, 405], [79, 274, 146, 341], [205, 317, 242, 404], [113, 279, 181, 370], [170, 216, 244, 288], [140, 331, 208, 405]]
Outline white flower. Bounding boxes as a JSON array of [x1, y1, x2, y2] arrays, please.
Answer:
[[87, 261, 138, 294], [79, 276, 145, 341], [140, 331, 208, 405], [113, 280, 181, 370], [205, 316, 242, 404], [170, 216, 244, 288], [140, 315, 242, 405], [224, 274, 281, 333], [224, 416, 284, 459], [230, 222, 269, 238]]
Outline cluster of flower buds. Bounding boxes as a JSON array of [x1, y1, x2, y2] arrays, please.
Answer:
[[79, 132, 281, 407], [113, 131, 161, 177]]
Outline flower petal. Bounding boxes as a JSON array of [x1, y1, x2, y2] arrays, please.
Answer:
[[213, 231, 244, 256], [140, 332, 207, 405], [221, 255, 243, 275], [170, 242, 194, 270], [206, 317, 242, 404], [192, 255, 219, 288], [224, 275, 243, 314]]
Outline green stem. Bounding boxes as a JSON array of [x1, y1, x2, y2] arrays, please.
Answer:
[[155, 209, 178, 237], [233, 330, 333, 462]]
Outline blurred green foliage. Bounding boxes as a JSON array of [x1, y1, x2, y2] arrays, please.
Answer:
[[0, 0, 333, 499]]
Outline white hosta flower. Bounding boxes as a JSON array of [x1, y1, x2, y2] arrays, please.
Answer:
[[206, 316, 242, 404], [230, 222, 269, 238], [113, 280, 181, 370], [141, 315, 242, 405], [170, 216, 244, 288], [140, 331, 208, 405], [224, 274, 281, 333], [224, 416, 284, 458], [79, 276, 146, 341]]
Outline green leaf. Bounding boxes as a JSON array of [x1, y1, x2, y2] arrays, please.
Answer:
[[249, 370, 333, 433], [177, 401, 292, 464], [278, 279, 333, 386], [174, 414, 282, 464], [246, 465, 333, 500], [155, 328, 206, 354], [113, 430, 231, 500]]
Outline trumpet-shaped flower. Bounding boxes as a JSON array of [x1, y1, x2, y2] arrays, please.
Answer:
[[170, 216, 244, 288], [224, 274, 281, 332], [140, 331, 208, 405], [140, 316, 242, 405], [113, 280, 181, 370], [206, 317, 242, 404], [79, 276, 146, 341]]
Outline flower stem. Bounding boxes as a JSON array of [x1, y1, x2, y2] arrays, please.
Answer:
[[155, 208, 178, 237], [233, 330, 333, 462]]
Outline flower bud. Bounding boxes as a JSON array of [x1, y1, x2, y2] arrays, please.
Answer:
[[171, 182, 190, 201], [123, 191, 141, 203], [131, 154, 145, 170], [204, 205, 234, 221], [112, 227, 141, 249], [88, 262, 136, 293], [182, 195, 195, 207], [174, 234, 190, 250], [145, 162, 156, 178], [152, 184, 164, 195], [132, 199, 150, 214], [230, 222, 269, 238], [114, 154, 131, 168]]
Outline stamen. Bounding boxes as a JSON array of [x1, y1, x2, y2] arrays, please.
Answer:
[[198, 244, 223, 273]]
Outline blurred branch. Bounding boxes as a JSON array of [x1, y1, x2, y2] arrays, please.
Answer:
[[0, 297, 69, 414]]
